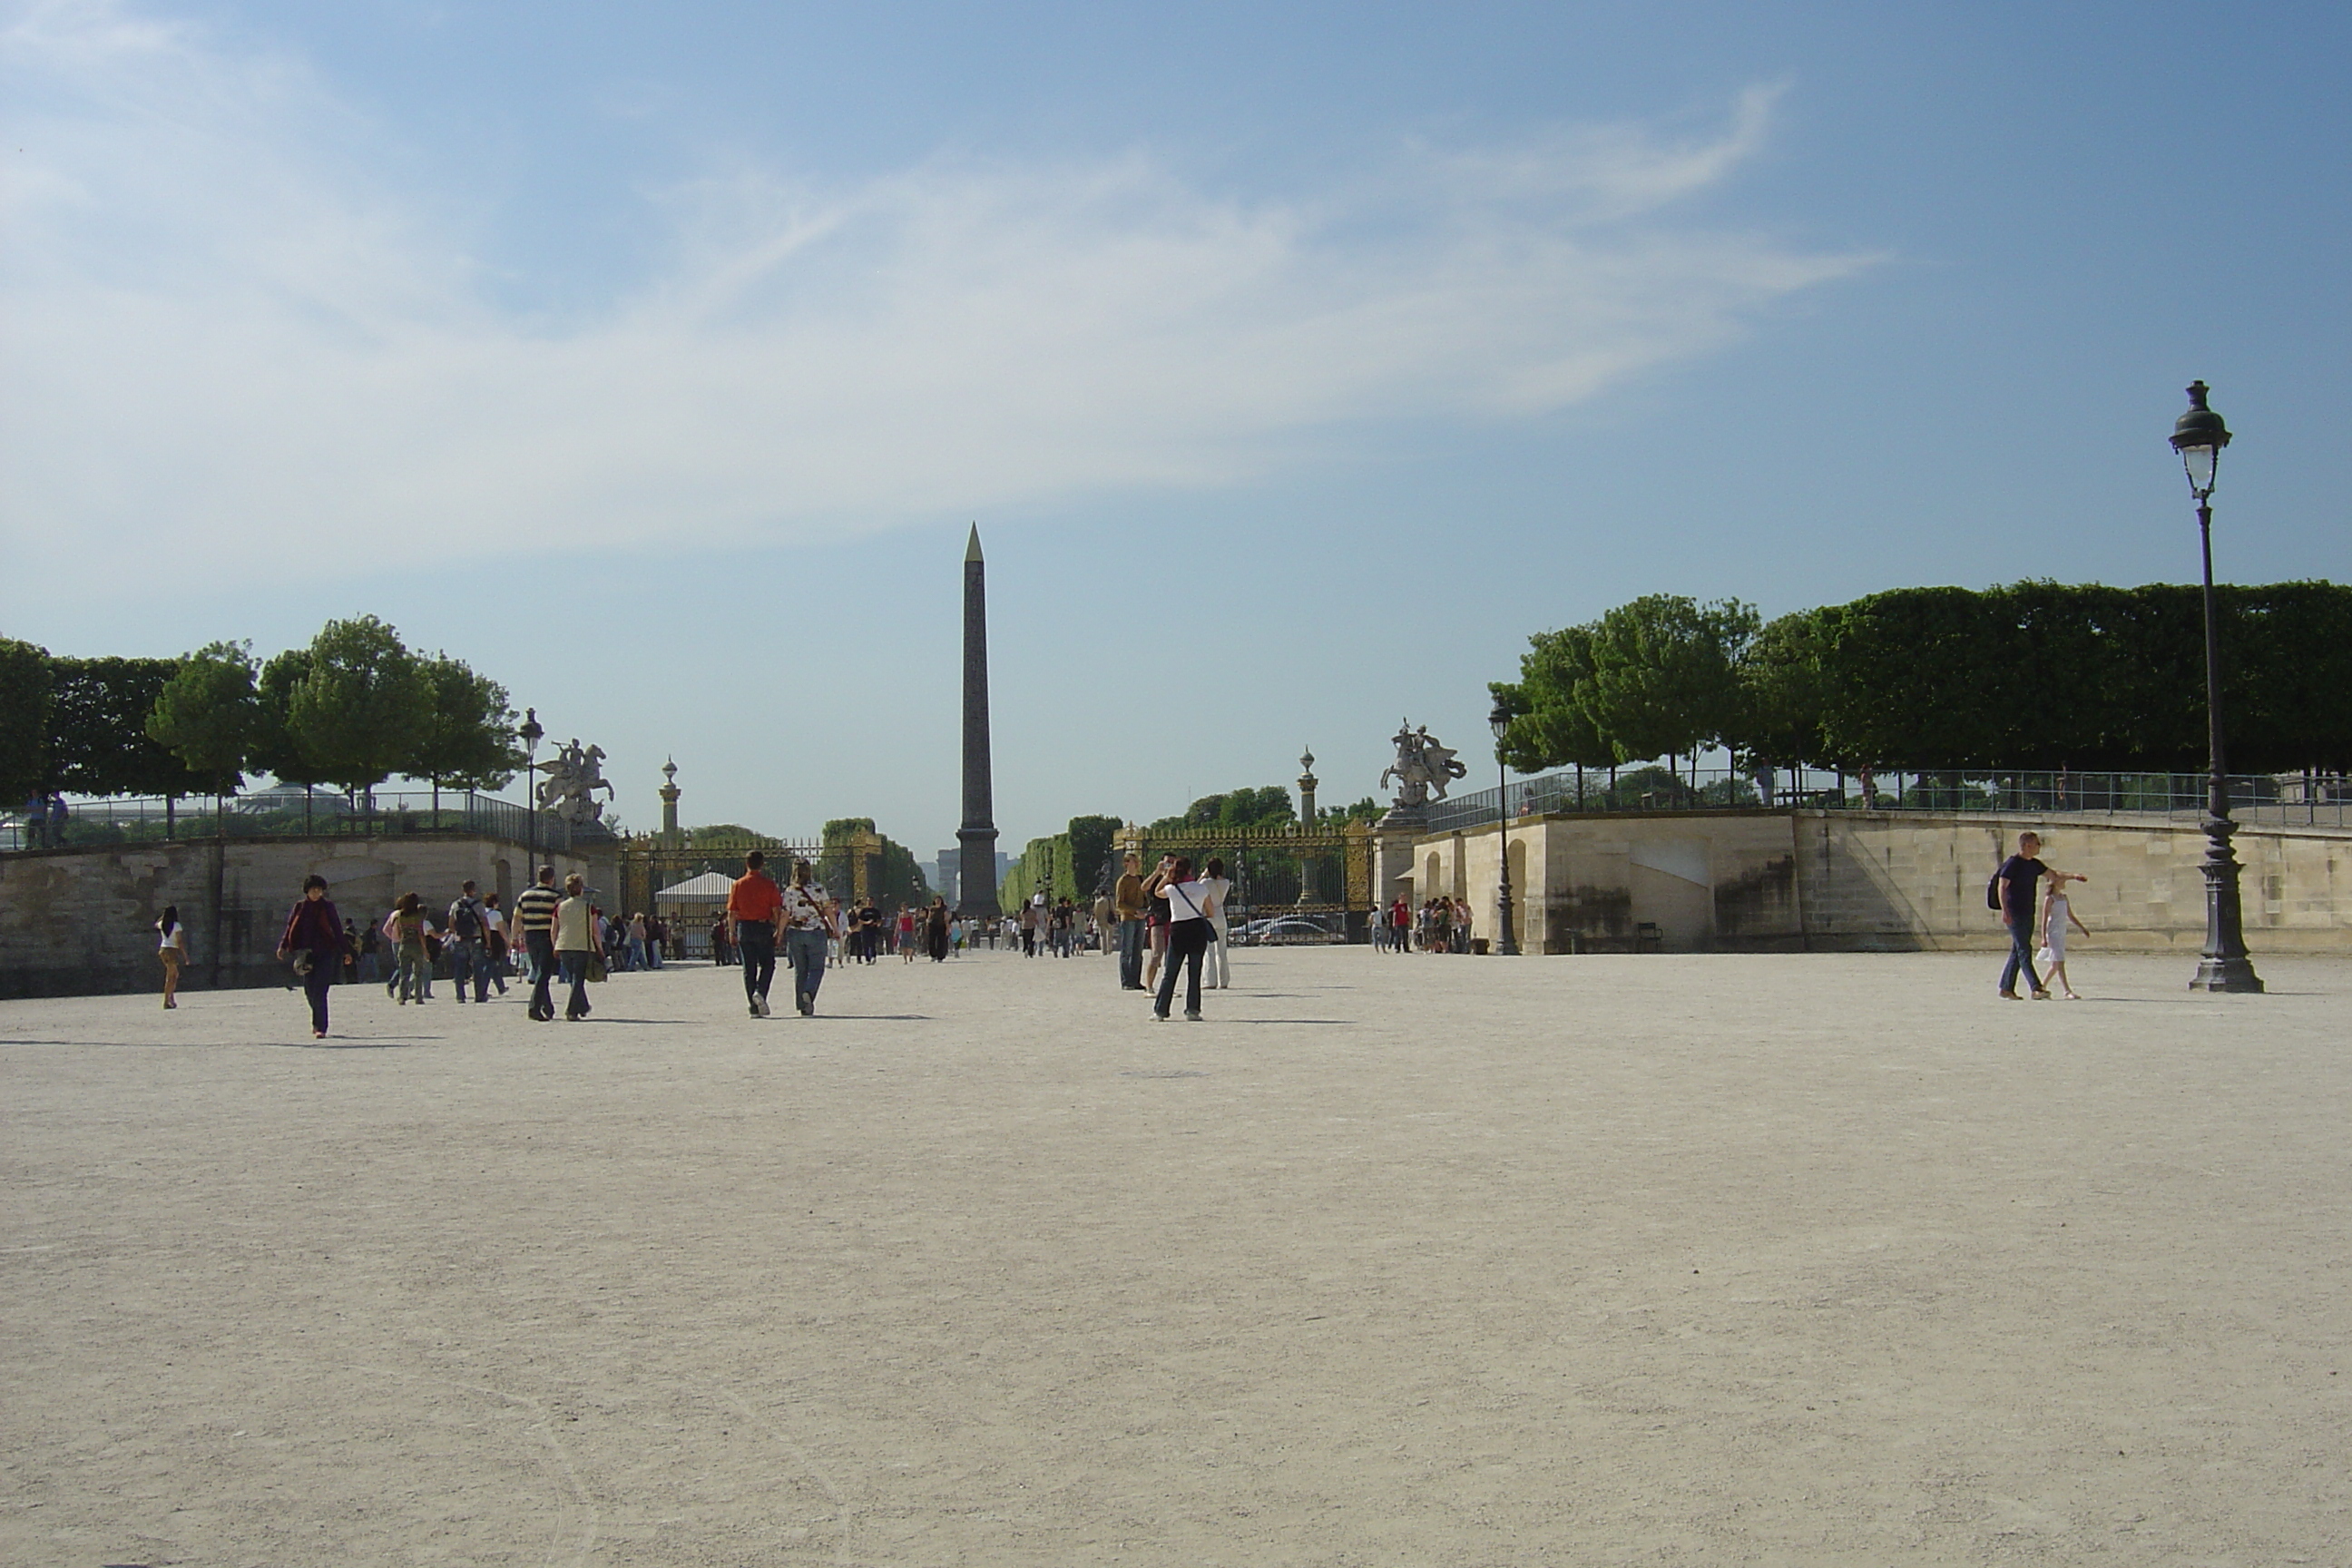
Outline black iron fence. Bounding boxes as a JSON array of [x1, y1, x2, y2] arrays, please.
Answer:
[[0, 789, 583, 854], [1424, 764, 2352, 832]]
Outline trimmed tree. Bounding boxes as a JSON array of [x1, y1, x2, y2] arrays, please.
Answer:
[[407, 653, 521, 813], [0, 638, 53, 806], [286, 616, 431, 800], [146, 641, 260, 828]]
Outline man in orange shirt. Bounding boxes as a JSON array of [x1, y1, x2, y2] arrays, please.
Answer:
[[727, 850, 787, 1017]]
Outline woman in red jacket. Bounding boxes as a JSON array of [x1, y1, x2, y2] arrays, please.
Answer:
[[276, 874, 345, 1039]]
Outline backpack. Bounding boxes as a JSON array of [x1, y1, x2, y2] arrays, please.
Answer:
[[451, 898, 482, 939], [1985, 858, 2009, 912]]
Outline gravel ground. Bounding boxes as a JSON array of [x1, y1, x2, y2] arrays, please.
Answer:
[[4, 945, 2347, 1566]]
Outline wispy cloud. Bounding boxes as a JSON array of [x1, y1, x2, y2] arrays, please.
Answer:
[[1, 5, 1872, 586]]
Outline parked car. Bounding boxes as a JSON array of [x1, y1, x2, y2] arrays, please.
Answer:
[[1229, 914, 1345, 946]]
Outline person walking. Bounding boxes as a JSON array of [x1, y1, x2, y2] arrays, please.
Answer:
[[626, 912, 649, 973], [1198, 858, 1233, 989], [1994, 831, 2053, 1000], [897, 905, 918, 964], [513, 865, 564, 1022], [779, 859, 837, 1016], [553, 873, 598, 1021], [275, 874, 344, 1039], [709, 914, 734, 966], [156, 905, 188, 1008], [385, 893, 432, 1004], [925, 896, 951, 962], [446, 880, 492, 1003], [644, 912, 667, 969], [1152, 856, 1219, 1022], [1389, 896, 1412, 954], [728, 850, 786, 1017], [2038, 869, 2091, 1000], [479, 893, 511, 995], [1113, 852, 1148, 989]]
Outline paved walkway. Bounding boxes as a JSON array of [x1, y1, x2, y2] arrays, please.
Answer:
[[5, 947, 2347, 1565]]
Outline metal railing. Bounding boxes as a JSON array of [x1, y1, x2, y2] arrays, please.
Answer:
[[0, 789, 590, 854], [1423, 765, 2352, 832]]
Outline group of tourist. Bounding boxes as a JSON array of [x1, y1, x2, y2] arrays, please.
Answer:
[[1371, 896, 1474, 954], [1108, 850, 1231, 1020], [16, 790, 71, 849]]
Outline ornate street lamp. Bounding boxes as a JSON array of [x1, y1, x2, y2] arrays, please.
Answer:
[[518, 708, 544, 877], [2170, 381, 2261, 993], [1489, 697, 1520, 956]]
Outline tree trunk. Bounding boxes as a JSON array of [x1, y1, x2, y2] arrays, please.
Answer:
[[164, 794, 176, 840]]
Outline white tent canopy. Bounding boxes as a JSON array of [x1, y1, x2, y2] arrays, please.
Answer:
[[655, 871, 735, 904]]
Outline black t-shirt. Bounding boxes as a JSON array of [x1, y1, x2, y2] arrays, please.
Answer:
[[1997, 855, 2046, 919]]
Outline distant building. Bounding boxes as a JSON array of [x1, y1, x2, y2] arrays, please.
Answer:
[[933, 851, 959, 906]]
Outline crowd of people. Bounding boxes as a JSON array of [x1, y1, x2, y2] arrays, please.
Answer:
[[1370, 895, 1476, 953], [175, 827, 2110, 1037]]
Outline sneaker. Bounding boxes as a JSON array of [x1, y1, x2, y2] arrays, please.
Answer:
[[1183, 1010, 1202, 1021], [1151, 1011, 1170, 1022]]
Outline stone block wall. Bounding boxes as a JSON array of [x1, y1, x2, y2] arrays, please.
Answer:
[[1415, 809, 2352, 956], [0, 836, 613, 999]]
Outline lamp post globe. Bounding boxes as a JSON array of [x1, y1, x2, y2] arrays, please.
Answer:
[[1489, 697, 1520, 956], [2170, 382, 2261, 993]]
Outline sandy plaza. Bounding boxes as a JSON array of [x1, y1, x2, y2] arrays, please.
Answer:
[[4, 946, 2346, 1566]]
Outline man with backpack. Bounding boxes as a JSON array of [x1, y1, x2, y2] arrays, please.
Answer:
[[446, 879, 493, 1004], [1991, 831, 2053, 1001]]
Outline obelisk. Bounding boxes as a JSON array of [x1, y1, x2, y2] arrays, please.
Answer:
[[956, 524, 1001, 918]]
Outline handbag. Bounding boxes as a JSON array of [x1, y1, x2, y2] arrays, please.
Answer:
[[587, 952, 608, 984]]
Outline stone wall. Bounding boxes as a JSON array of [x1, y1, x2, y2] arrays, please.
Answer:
[[0, 836, 615, 999], [1416, 809, 2352, 956]]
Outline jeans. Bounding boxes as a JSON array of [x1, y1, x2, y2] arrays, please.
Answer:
[[449, 937, 489, 1001], [645, 940, 662, 970], [1117, 918, 1145, 988], [738, 922, 777, 1006], [526, 930, 557, 1019], [1999, 919, 2044, 995], [1155, 920, 1210, 1017], [786, 928, 828, 1009], [301, 949, 336, 1034], [626, 936, 646, 972], [558, 950, 593, 1018]]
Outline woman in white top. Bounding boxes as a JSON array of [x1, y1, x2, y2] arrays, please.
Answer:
[[1152, 857, 1219, 1022], [2037, 870, 2090, 1000], [156, 905, 188, 1009], [554, 874, 597, 1021], [1197, 857, 1233, 989]]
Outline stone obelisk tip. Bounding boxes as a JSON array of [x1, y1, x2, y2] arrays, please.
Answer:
[[965, 523, 983, 564]]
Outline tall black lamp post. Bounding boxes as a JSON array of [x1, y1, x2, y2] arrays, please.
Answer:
[[518, 708, 544, 876], [1489, 698, 1520, 956], [2170, 381, 2262, 993]]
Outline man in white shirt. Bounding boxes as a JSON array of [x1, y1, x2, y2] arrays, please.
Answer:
[[779, 859, 838, 1016]]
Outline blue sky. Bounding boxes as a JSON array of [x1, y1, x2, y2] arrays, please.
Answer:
[[4, 1, 2347, 858]]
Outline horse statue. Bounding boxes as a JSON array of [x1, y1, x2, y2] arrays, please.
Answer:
[[1379, 721, 1468, 808], [534, 739, 617, 826]]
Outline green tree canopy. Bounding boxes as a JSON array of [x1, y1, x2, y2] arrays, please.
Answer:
[[46, 656, 209, 798], [408, 654, 521, 793], [250, 648, 328, 789], [0, 638, 53, 803], [1149, 785, 1296, 835], [1491, 622, 1614, 774], [1730, 611, 1834, 769], [1579, 595, 1759, 767], [286, 616, 430, 795], [146, 641, 260, 796], [1066, 814, 1122, 897]]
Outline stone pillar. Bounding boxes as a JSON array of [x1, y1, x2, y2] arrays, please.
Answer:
[[658, 758, 681, 847], [957, 524, 1001, 918]]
